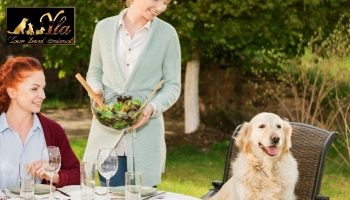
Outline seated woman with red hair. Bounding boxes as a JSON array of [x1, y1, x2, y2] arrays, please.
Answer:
[[0, 56, 80, 189]]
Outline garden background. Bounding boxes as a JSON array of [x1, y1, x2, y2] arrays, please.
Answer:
[[1, 0, 350, 199]]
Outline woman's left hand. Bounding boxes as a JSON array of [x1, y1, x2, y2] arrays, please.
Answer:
[[32, 160, 60, 183], [132, 104, 154, 130]]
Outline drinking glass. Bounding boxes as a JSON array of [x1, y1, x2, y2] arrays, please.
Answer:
[[41, 146, 61, 200], [97, 148, 118, 200], [125, 172, 142, 200], [80, 162, 96, 199], [19, 163, 35, 199]]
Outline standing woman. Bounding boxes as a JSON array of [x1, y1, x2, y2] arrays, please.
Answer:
[[0, 57, 80, 189], [83, 0, 181, 187]]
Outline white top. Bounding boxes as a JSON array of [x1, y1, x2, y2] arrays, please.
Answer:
[[115, 10, 151, 156], [116, 11, 151, 79], [0, 113, 46, 189], [1, 185, 201, 200]]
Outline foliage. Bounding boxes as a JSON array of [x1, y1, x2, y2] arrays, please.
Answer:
[[2, 0, 350, 72], [201, 106, 242, 133], [0, 0, 125, 78], [1, 0, 350, 101], [161, 0, 350, 70], [253, 15, 350, 169]]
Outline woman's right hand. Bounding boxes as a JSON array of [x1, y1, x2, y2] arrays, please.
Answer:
[[92, 88, 104, 108], [91, 88, 104, 118]]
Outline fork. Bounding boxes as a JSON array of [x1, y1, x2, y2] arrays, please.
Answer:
[[1, 189, 10, 199]]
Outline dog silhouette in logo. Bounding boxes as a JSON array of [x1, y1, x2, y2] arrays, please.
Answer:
[[7, 18, 28, 34], [26, 23, 34, 35], [36, 27, 45, 35]]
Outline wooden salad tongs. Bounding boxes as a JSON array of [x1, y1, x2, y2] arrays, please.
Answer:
[[75, 73, 106, 109], [132, 79, 164, 117]]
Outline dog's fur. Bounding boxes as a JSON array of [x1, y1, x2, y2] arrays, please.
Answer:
[[210, 112, 298, 200]]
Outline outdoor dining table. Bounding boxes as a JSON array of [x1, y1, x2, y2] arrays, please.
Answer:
[[0, 185, 201, 200]]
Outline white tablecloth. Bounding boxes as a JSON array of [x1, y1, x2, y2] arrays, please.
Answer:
[[0, 185, 201, 200]]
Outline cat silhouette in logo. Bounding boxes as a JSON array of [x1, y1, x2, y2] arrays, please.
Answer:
[[26, 23, 34, 35], [36, 27, 45, 35], [7, 18, 28, 34]]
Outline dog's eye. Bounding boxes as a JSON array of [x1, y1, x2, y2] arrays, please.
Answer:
[[277, 125, 281, 128], [259, 124, 265, 128]]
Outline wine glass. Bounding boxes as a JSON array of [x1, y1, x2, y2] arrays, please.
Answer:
[[97, 148, 118, 200], [41, 146, 61, 200]]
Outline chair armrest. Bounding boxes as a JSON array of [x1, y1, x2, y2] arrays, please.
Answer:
[[201, 189, 216, 200], [201, 180, 223, 199], [315, 194, 329, 200], [212, 180, 223, 190]]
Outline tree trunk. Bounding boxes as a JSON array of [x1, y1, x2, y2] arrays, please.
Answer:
[[184, 50, 200, 134]]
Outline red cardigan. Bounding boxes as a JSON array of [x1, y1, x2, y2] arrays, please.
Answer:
[[37, 113, 80, 188]]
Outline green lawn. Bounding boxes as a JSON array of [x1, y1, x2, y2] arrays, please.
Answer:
[[69, 138, 350, 199]]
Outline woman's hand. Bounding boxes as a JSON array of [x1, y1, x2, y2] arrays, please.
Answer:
[[92, 88, 104, 108], [132, 104, 154, 130], [32, 160, 60, 184], [91, 88, 104, 118]]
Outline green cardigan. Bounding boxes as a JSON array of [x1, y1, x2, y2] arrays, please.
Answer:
[[83, 9, 181, 186]]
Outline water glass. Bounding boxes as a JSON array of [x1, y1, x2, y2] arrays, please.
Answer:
[[80, 162, 96, 200], [41, 146, 61, 200], [125, 172, 142, 200], [19, 163, 35, 199], [97, 148, 118, 200]]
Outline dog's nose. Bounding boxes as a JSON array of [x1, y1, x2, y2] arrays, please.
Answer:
[[271, 135, 280, 145]]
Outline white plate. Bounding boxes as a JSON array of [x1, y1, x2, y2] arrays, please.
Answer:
[[8, 184, 56, 195], [110, 186, 158, 197]]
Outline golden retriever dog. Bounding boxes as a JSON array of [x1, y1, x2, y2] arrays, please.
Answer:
[[209, 112, 298, 200]]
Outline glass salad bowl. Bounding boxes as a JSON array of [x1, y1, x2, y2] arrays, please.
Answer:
[[91, 96, 144, 131]]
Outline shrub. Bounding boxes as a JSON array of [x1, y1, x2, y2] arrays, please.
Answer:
[[254, 16, 350, 170]]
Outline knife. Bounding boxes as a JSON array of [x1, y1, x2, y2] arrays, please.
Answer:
[[143, 191, 166, 200], [1, 189, 10, 199], [56, 188, 71, 197]]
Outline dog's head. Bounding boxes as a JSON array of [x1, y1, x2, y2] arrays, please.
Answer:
[[22, 18, 28, 22], [235, 112, 292, 159]]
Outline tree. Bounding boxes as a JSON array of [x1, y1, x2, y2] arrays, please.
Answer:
[[1, 0, 350, 133], [0, 0, 125, 101], [161, 0, 350, 133]]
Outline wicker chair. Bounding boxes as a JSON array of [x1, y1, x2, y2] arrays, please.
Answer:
[[202, 122, 338, 200]]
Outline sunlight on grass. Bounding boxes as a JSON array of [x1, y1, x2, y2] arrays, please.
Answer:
[[158, 145, 226, 197], [321, 173, 350, 200], [69, 138, 349, 199], [69, 138, 87, 161], [320, 143, 350, 200]]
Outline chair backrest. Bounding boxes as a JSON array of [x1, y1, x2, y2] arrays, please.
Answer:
[[221, 122, 338, 200]]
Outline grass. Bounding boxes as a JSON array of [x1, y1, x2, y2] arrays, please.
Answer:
[[319, 139, 350, 200], [157, 145, 226, 197], [41, 98, 89, 110], [69, 138, 349, 199]]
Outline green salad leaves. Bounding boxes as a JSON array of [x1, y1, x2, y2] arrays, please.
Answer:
[[93, 96, 142, 130]]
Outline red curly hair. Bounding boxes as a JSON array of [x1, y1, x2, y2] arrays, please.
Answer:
[[0, 56, 43, 113]]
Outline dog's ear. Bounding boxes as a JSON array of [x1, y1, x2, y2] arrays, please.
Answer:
[[234, 122, 251, 152], [282, 120, 292, 153]]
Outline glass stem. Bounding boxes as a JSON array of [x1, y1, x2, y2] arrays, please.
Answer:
[[50, 175, 53, 198], [106, 178, 110, 199]]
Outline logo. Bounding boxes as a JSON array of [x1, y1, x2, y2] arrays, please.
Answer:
[[6, 7, 75, 45]]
